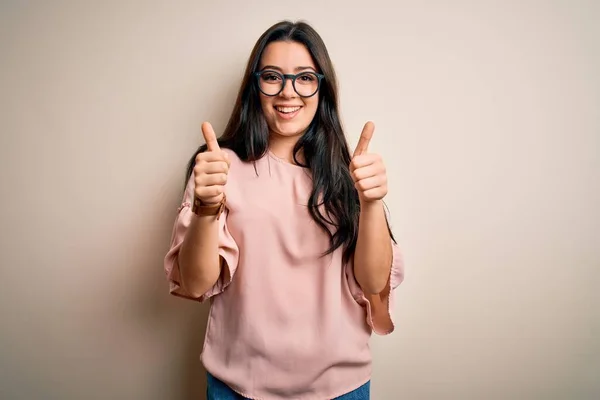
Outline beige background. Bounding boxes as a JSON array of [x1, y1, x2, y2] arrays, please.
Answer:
[[1, 1, 599, 399]]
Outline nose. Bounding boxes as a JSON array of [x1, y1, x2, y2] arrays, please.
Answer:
[[280, 77, 296, 98]]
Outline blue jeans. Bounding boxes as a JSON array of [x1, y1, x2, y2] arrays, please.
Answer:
[[207, 372, 370, 399]]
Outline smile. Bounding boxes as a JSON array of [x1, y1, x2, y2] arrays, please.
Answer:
[[274, 105, 302, 120], [275, 106, 302, 114]]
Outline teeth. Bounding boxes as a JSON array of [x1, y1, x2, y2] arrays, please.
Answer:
[[275, 106, 301, 113]]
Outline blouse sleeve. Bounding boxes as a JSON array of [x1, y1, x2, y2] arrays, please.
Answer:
[[346, 240, 404, 335], [163, 176, 239, 302]]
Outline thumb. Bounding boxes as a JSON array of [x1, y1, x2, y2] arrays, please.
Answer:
[[201, 122, 220, 152], [352, 121, 375, 158]]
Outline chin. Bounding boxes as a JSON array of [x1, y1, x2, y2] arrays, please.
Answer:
[[273, 123, 308, 138]]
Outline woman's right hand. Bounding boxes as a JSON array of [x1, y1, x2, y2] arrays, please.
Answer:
[[194, 122, 230, 205]]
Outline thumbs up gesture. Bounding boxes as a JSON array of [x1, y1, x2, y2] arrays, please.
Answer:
[[193, 122, 230, 205], [350, 121, 388, 203]]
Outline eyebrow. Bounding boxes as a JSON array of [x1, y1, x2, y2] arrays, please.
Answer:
[[260, 65, 317, 72]]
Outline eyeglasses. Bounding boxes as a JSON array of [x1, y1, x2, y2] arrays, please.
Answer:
[[254, 70, 325, 98]]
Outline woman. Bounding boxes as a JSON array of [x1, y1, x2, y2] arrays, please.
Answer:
[[164, 20, 404, 400]]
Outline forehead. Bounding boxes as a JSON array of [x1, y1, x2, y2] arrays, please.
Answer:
[[259, 41, 316, 70]]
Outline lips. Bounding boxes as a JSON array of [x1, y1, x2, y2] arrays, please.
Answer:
[[275, 106, 302, 114], [274, 105, 302, 120]]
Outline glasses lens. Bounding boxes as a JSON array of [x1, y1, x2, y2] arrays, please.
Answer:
[[294, 72, 319, 97], [258, 71, 283, 96]]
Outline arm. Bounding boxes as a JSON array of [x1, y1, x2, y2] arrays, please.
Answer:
[[178, 122, 230, 298], [348, 121, 404, 334], [346, 199, 400, 334], [178, 214, 223, 298], [350, 121, 394, 295], [354, 200, 393, 294]]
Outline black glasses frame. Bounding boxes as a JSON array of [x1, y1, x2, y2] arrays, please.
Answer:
[[254, 70, 325, 98]]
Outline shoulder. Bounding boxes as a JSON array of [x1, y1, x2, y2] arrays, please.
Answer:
[[221, 148, 251, 172], [221, 148, 241, 164], [221, 148, 272, 170]]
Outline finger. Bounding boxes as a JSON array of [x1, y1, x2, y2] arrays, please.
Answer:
[[352, 121, 375, 158], [197, 173, 228, 187], [202, 122, 220, 152], [195, 186, 224, 200], [200, 194, 224, 206], [198, 161, 229, 175], [196, 150, 229, 163], [355, 175, 386, 193], [199, 195, 224, 206], [351, 164, 380, 182], [223, 150, 231, 167], [361, 187, 387, 201], [350, 153, 379, 172]]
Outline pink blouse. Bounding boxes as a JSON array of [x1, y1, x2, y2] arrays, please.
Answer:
[[164, 149, 404, 400]]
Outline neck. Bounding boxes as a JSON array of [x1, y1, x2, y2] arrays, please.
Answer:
[[268, 132, 304, 164]]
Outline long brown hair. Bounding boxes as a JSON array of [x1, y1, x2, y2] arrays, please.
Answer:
[[186, 20, 394, 262]]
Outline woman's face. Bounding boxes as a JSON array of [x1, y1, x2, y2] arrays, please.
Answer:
[[257, 41, 320, 140]]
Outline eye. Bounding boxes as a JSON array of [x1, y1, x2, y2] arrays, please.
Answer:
[[261, 71, 282, 82], [297, 73, 316, 82]]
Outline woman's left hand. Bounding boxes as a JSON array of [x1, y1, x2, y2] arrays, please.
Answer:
[[350, 121, 388, 203]]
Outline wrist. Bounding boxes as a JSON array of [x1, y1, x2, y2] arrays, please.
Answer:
[[360, 198, 383, 211], [192, 194, 226, 219]]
